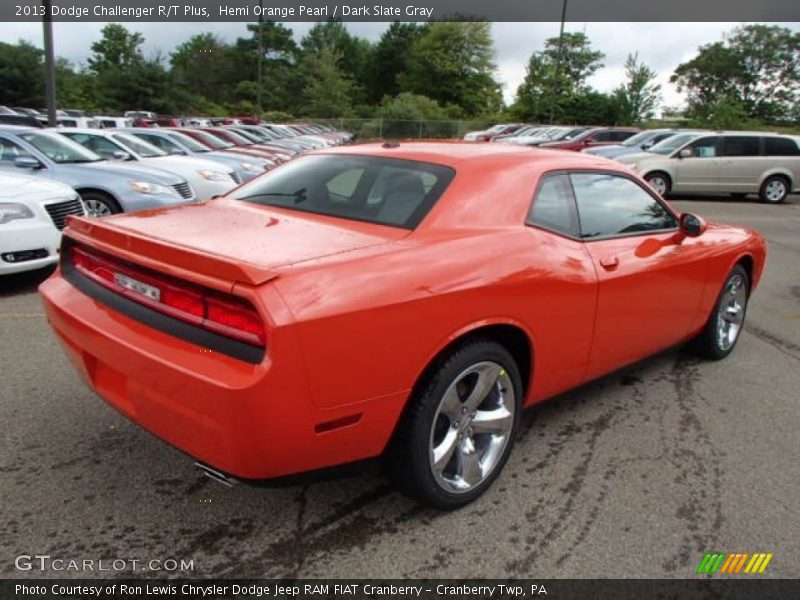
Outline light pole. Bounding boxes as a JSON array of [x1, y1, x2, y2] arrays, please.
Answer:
[[42, 0, 57, 126], [256, 0, 264, 117], [548, 0, 568, 124]]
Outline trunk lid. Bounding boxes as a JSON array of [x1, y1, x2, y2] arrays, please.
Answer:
[[65, 197, 407, 286]]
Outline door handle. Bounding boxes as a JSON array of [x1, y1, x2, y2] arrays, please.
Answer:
[[599, 256, 619, 270]]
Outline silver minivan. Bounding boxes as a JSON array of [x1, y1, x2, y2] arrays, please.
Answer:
[[625, 132, 800, 203]]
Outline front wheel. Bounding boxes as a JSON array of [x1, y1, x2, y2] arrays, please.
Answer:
[[80, 191, 121, 217], [688, 265, 749, 360], [645, 172, 671, 196], [386, 339, 522, 509]]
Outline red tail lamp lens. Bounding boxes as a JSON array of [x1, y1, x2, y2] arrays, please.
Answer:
[[70, 245, 266, 348]]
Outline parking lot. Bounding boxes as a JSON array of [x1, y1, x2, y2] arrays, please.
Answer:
[[1, 194, 798, 579]]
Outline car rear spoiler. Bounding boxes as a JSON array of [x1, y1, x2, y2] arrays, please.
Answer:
[[63, 215, 278, 288]]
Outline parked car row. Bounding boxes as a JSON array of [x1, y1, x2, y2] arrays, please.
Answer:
[[0, 119, 353, 275], [468, 122, 800, 203]]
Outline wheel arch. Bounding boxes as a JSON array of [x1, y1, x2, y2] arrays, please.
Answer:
[[74, 187, 123, 211], [758, 169, 794, 190], [412, 319, 535, 407]]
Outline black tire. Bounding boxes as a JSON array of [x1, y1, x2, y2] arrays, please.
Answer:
[[759, 176, 789, 204], [688, 265, 749, 360], [645, 172, 671, 196], [385, 338, 523, 510], [79, 191, 121, 217]]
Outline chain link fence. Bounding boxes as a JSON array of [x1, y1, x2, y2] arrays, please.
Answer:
[[313, 118, 497, 141]]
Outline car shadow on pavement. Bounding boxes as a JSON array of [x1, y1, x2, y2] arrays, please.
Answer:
[[0, 265, 55, 297]]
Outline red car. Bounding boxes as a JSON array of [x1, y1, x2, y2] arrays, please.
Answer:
[[40, 143, 765, 509], [540, 127, 640, 151]]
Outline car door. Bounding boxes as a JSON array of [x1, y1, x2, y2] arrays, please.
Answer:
[[524, 173, 598, 400], [569, 171, 709, 380], [671, 135, 722, 192], [718, 136, 763, 192]]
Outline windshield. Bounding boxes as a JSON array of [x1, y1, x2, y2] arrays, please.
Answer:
[[562, 127, 589, 140], [230, 128, 263, 143], [210, 129, 252, 145], [182, 129, 233, 150], [230, 154, 455, 229], [166, 131, 210, 153], [111, 133, 166, 158], [622, 130, 664, 147], [19, 131, 103, 163], [648, 133, 700, 155]]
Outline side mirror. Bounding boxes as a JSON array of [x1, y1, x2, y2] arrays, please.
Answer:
[[14, 156, 42, 169], [678, 148, 693, 159], [680, 213, 707, 237], [112, 150, 131, 160], [641, 142, 653, 149]]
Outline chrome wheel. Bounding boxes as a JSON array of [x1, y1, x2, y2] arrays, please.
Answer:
[[429, 361, 515, 494], [647, 175, 668, 196], [763, 179, 787, 203], [716, 273, 746, 351], [83, 198, 113, 218]]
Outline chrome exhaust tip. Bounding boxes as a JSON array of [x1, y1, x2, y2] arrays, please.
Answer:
[[195, 462, 239, 488]]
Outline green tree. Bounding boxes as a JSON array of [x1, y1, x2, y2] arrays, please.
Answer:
[[672, 24, 800, 123], [0, 41, 44, 106], [299, 48, 353, 117], [401, 22, 502, 117], [171, 33, 237, 110], [612, 52, 661, 125], [367, 22, 426, 103], [87, 25, 175, 113], [300, 21, 372, 106], [512, 32, 605, 122]]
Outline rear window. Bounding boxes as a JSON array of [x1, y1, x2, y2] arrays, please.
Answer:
[[764, 137, 800, 156], [230, 154, 455, 229]]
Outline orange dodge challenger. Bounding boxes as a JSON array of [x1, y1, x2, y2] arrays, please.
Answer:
[[40, 142, 766, 509]]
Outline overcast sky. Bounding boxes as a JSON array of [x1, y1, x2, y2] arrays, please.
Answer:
[[1, 21, 797, 110]]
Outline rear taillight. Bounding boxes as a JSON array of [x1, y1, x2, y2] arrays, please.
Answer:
[[71, 245, 266, 347]]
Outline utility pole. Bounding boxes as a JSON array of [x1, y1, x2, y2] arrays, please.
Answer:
[[42, 0, 57, 126], [548, 0, 568, 124], [256, 0, 264, 117]]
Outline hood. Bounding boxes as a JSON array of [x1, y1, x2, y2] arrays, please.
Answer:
[[81, 160, 186, 185], [584, 144, 624, 156], [0, 172, 75, 200], [139, 155, 234, 175], [66, 197, 407, 285], [617, 151, 660, 165]]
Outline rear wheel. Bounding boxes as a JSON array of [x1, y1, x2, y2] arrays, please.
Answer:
[[645, 172, 671, 196], [386, 339, 522, 509], [759, 176, 789, 204], [688, 265, 749, 360], [80, 191, 121, 217]]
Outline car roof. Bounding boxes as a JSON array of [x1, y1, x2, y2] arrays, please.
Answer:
[[316, 141, 617, 170]]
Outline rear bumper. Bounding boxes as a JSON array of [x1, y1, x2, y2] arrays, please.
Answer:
[[39, 272, 407, 479]]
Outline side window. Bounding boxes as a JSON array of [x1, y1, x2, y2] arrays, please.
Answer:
[[571, 173, 678, 239], [591, 131, 615, 142], [722, 136, 760, 157], [614, 130, 637, 142], [527, 174, 578, 237], [685, 136, 719, 158], [764, 137, 800, 156], [0, 137, 27, 162]]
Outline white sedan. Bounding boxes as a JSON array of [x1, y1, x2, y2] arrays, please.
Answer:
[[0, 172, 85, 275], [59, 129, 239, 201]]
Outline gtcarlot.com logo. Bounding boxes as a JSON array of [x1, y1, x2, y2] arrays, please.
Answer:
[[697, 552, 773, 574], [15, 554, 194, 572]]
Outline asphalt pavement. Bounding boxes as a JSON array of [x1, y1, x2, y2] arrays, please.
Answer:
[[1, 194, 798, 579]]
